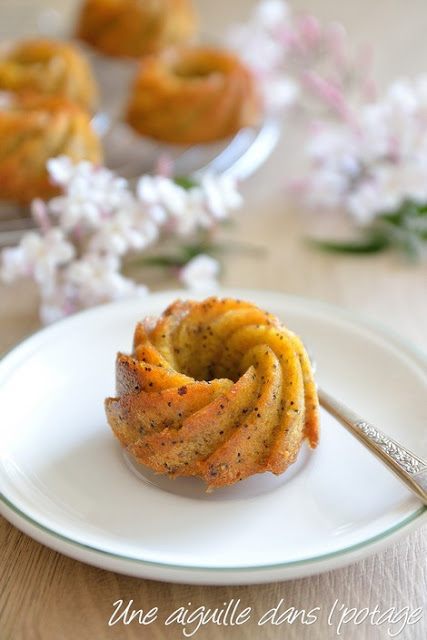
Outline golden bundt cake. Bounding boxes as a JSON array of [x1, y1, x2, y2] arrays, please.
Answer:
[[76, 0, 197, 59], [125, 46, 261, 144], [105, 297, 320, 490], [0, 38, 97, 111], [0, 94, 102, 204]]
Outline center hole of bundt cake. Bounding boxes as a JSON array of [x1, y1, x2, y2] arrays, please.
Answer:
[[176, 349, 241, 384], [173, 62, 219, 80]]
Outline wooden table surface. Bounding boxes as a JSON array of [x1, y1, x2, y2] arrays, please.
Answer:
[[1, 1, 426, 639]]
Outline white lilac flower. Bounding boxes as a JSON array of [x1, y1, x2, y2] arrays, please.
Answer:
[[0, 245, 28, 283], [346, 180, 384, 224], [88, 205, 159, 256], [262, 76, 299, 112], [65, 253, 148, 307], [227, 0, 291, 69], [225, 2, 295, 112], [307, 126, 359, 173], [178, 174, 242, 234], [179, 254, 220, 291], [136, 175, 187, 222], [0, 229, 74, 290], [171, 186, 224, 236], [226, 26, 295, 111], [40, 251, 149, 324], [167, 188, 204, 235], [1, 157, 242, 323], [48, 158, 130, 232], [367, 164, 427, 213], [255, 0, 290, 30], [132, 216, 159, 248], [47, 156, 76, 186], [39, 301, 68, 325], [303, 168, 350, 211], [39, 283, 77, 324], [228, 25, 286, 72], [88, 211, 137, 255], [137, 173, 242, 236], [199, 173, 243, 220]]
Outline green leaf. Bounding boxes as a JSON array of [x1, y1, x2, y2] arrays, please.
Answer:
[[129, 255, 188, 268], [181, 243, 212, 260], [180, 240, 267, 259], [380, 200, 427, 226], [308, 199, 427, 260], [308, 233, 390, 254], [173, 176, 199, 190]]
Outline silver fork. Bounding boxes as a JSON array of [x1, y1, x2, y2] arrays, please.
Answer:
[[318, 387, 427, 505]]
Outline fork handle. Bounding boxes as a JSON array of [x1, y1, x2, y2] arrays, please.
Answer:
[[318, 388, 427, 505]]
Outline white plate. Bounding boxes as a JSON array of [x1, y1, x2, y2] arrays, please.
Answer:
[[1, 289, 426, 585]]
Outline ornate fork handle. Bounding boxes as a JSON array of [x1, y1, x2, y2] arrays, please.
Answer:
[[318, 388, 427, 505]]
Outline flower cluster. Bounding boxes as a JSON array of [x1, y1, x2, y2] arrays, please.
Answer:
[[226, 0, 373, 115], [0, 157, 242, 322], [229, 1, 427, 257], [296, 78, 427, 257]]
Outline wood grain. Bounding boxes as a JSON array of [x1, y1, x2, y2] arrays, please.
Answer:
[[1, 1, 427, 639]]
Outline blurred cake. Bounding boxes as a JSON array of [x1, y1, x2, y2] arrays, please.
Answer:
[[125, 46, 261, 144], [105, 297, 320, 490], [0, 38, 97, 111], [0, 93, 102, 204], [76, 0, 197, 59]]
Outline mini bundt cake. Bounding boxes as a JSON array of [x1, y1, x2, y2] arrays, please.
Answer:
[[0, 38, 97, 111], [105, 297, 320, 490], [76, 0, 197, 59], [125, 46, 261, 144], [0, 93, 102, 204]]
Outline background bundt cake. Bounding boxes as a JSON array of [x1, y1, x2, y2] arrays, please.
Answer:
[[0, 38, 97, 111], [0, 93, 102, 204], [105, 297, 320, 490], [125, 46, 261, 144], [76, 0, 197, 59]]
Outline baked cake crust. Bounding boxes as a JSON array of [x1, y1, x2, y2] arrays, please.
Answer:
[[0, 38, 97, 111], [125, 46, 260, 144], [0, 93, 102, 203], [105, 297, 320, 490], [76, 0, 197, 59]]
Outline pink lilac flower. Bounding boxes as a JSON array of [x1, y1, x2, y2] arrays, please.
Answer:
[[298, 76, 427, 224], [226, 0, 373, 115]]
